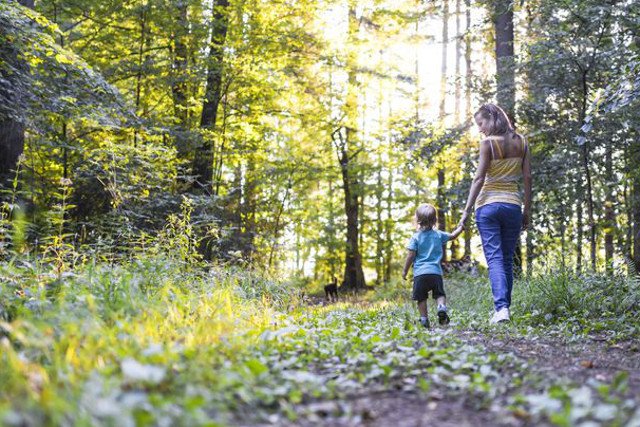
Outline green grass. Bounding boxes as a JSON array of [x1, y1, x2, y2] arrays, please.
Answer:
[[1, 258, 639, 426]]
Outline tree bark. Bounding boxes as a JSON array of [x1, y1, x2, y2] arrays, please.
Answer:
[[493, 0, 515, 119], [576, 178, 584, 272], [437, 0, 449, 261], [171, 0, 190, 129], [333, 128, 366, 291], [493, 0, 521, 274], [631, 137, 640, 274], [454, 0, 461, 125], [0, 0, 33, 188], [604, 141, 615, 269], [579, 72, 597, 271], [194, 0, 229, 191], [463, 0, 472, 258]]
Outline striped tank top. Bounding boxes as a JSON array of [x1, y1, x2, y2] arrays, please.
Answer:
[[475, 135, 527, 210]]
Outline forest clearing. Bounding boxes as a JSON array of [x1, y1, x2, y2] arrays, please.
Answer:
[[1, 0, 640, 425]]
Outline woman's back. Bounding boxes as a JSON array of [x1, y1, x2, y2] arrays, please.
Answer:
[[476, 135, 527, 209]]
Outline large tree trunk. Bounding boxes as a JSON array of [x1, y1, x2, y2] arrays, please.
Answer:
[[493, 0, 522, 274], [335, 4, 367, 292], [493, 0, 515, 119], [194, 0, 229, 191], [0, 0, 34, 188], [333, 128, 366, 292]]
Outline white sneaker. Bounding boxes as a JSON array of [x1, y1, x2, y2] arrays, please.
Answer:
[[490, 308, 510, 324]]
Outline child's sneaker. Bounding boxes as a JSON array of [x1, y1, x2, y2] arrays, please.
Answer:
[[419, 317, 430, 329], [437, 309, 450, 325]]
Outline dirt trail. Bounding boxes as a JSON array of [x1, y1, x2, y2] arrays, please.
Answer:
[[264, 327, 640, 427]]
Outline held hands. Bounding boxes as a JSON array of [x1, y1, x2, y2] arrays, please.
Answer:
[[458, 210, 470, 229]]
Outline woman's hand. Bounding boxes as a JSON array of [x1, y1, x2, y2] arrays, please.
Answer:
[[458, 210, 469, 228]]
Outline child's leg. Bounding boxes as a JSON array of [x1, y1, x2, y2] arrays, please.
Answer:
[[417, 299, 428, 317], [436, 296, 446, 308]]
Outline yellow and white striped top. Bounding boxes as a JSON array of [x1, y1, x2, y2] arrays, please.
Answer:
[[475, 136, 527, 210]]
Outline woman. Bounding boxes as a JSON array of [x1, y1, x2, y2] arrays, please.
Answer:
[[459, 103, 532, 324]]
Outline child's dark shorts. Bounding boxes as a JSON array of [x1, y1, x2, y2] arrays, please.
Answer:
[[412, 274, 445, 301]]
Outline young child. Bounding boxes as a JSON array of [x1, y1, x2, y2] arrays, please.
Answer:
[[402, 203, 464, 328]]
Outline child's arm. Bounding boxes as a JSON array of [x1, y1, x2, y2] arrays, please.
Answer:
[[448, 225, 464, 240], [402, 250, 416, 280]]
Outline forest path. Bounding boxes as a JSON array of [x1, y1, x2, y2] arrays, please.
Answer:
[[243, 297, 640, 427]]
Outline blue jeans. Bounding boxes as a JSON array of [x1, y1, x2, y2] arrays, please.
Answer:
[[476, 202, 522, 311]]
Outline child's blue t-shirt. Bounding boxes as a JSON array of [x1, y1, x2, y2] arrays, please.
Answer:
[[407, 229, 451, 277]]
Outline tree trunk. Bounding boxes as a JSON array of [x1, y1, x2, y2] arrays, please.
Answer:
[[437, 168, 447, 262], [454, 0, 461, 125], [493, 0, 521, 274], [493, 0, 515, 119], [576, 179, 584, 272], [333, 128, 366, 291], [384, 162, 394, 283], [375, 159, 384, 285], [171, 1, 190, 129], [437, 0, 449, 261], [194, 0, 229, 191], [335, 4, 367, 291], [463, 0, 472, 258], [0, 0, 33, 188], [631, 138, 640, 274], [579, 73, 597, 271], [604, 141, 615, 269]]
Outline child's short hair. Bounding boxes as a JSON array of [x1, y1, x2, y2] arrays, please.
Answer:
[[415, 203, 437, 230]]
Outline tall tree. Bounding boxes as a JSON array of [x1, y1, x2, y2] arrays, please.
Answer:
[[194, 0, 229, 191], [492, 0, 521, 273], [463, 0, 472, 258], [0, 0, 33, 188], [437, 0, 449, 262]]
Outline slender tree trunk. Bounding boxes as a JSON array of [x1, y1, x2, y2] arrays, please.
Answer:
[[437, 0, 449, 261], [463, 0, 472, 258], [604, 141, 615, 269], [194, 0, 229, 191], [384, 162, 394, 283], [579, 73, 597, 271], [171, 1, 190, 136], [631, 138, 640, 274], [449, 0, 462, 260], [328, 179, 338, 278], [454, 0, 461, 125], [375, 160, 384, 285], [576, 177, 584, 272]]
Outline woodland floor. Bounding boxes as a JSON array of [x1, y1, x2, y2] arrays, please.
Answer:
[[238, 295, 640, 427]]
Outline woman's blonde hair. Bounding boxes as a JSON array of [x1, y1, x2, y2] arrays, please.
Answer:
[[415, 204, 437, 230], [475, 103, 520, 141]]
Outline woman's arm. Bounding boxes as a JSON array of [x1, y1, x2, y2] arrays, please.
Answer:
[[402, 250, 416, 280], [522, 144, 532, 230], [459, 140, 492, 225], [448, 225, 464, 240]]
